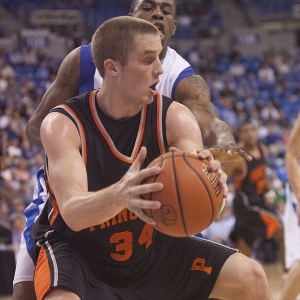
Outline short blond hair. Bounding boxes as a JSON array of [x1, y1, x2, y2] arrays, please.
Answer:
[[91, 16, 159, 77]]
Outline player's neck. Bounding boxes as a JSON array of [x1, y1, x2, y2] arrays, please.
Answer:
[[96, 88, 142, 120]]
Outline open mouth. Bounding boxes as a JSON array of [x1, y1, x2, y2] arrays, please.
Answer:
[[154, 23, 165, 39], [150, 82, 159, 95], [150, 83, 157, 91]]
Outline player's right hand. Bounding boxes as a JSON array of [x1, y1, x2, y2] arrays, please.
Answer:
[[115, 147, 162, 225]]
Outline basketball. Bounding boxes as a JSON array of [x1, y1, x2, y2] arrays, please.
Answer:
[[143, 151, 225, 237]]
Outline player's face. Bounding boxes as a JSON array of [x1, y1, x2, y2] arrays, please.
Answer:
[[131, 0, 177, 59], [239, 123, 258, 146], [119, 33, 163, 106]]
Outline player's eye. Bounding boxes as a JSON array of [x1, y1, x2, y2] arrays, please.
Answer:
[[142, 6, 153, 12]]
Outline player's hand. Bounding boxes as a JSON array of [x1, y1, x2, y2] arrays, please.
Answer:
[[169, 147, 228, 197], [209, 143, 252, 163], [195, 149, 229, 198], [116, 146, 162, 225]]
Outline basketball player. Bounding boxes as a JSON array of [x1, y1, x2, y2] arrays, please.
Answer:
[[222, 120, 285, 265], [279, 112, 300, 300], [29, 16, 270, 300], [14, 0, 251, 298]]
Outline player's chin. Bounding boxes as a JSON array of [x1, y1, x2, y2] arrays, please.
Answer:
[[144, 94, 156, 104]]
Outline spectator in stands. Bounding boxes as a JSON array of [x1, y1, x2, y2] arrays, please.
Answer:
[[201, 203, 236, 247], [0, 199, 10, 223], [34, 60, 50, 81], [0, 72, 8, 94], [23, 47, 38, 67], [0, 60, 16, 80], [228, 57, 246, 78], [7, 47, 24, 66], [258, 61, 276, 85], [11, 214, 25, 254], [261, 100, 280, 123]]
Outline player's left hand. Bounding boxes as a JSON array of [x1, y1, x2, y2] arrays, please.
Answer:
[[209, 143, 252, 163], [169, 147, 228, 198]]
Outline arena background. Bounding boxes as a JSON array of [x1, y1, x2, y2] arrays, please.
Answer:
[[0, 0, 300, 299]]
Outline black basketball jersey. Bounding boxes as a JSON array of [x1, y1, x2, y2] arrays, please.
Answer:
[[35, 90, 173, 285], [234, 144, 267, 206]]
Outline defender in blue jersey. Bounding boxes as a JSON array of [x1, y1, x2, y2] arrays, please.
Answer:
[[29, 16, 269, 300]]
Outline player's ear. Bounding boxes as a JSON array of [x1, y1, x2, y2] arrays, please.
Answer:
[[104, 59, 119, 77], [172, 20, 177, 35]]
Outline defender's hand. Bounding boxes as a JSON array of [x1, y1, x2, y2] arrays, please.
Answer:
[[209, 143, 252, 163]]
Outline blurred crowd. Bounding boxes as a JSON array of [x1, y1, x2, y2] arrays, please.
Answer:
[[0, 47, 59, 257]]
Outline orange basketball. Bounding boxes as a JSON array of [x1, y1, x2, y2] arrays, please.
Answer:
[[143, 151, 225, 237]]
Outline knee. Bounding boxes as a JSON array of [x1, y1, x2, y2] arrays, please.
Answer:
[[235, 254, 271, 298], [223, 253, 271, 299], [242, 258, 268, 287]]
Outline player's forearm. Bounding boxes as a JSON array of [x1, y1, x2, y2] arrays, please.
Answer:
[[204, 119, 236, 148], [60, 185, 125, 232]]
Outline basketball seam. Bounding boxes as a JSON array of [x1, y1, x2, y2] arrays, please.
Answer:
[[183, 155, 214, 226], [148, 156, 163, 229], [174, 152, 188, 236]]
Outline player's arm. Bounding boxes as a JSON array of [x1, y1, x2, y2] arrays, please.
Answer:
[[166, 101, 228, 197], [40, 113, 163, 231], [174, 74, 251, 162], [26, 47, 81, 147], [285, 113, 300, 223]]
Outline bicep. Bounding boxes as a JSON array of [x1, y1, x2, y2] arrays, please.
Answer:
[[166, 102, 203, 151], [41, 113, 87, 207]]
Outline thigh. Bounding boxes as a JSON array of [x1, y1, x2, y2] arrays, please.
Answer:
[[13, 281, 36, 300], [34, 236, 127, 300], [132, 235, 238, 300]]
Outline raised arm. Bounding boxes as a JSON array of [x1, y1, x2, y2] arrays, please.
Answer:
[[26, 47, 81, 147], [285, 113, 300, 223], [174, 74, 251, 162]]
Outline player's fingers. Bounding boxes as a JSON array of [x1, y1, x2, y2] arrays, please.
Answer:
[[227, 147, 252, 161], [130, 146, 147, 172], [138, 181, 163, 196], [168, 146, 180, 152], [208, 159, 221, 171], [134, 208, 157, 225], [138, 166, 162, 183], [197, 149, 214, 161]]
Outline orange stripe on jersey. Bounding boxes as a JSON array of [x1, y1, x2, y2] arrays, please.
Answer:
[[34, 247, 51, 300], [89, 90, 147, 163], [50, 198, 60, 226], [156, 93, 165, 154], [54, 103, 87, 165], [259, 212, 281, 239]]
